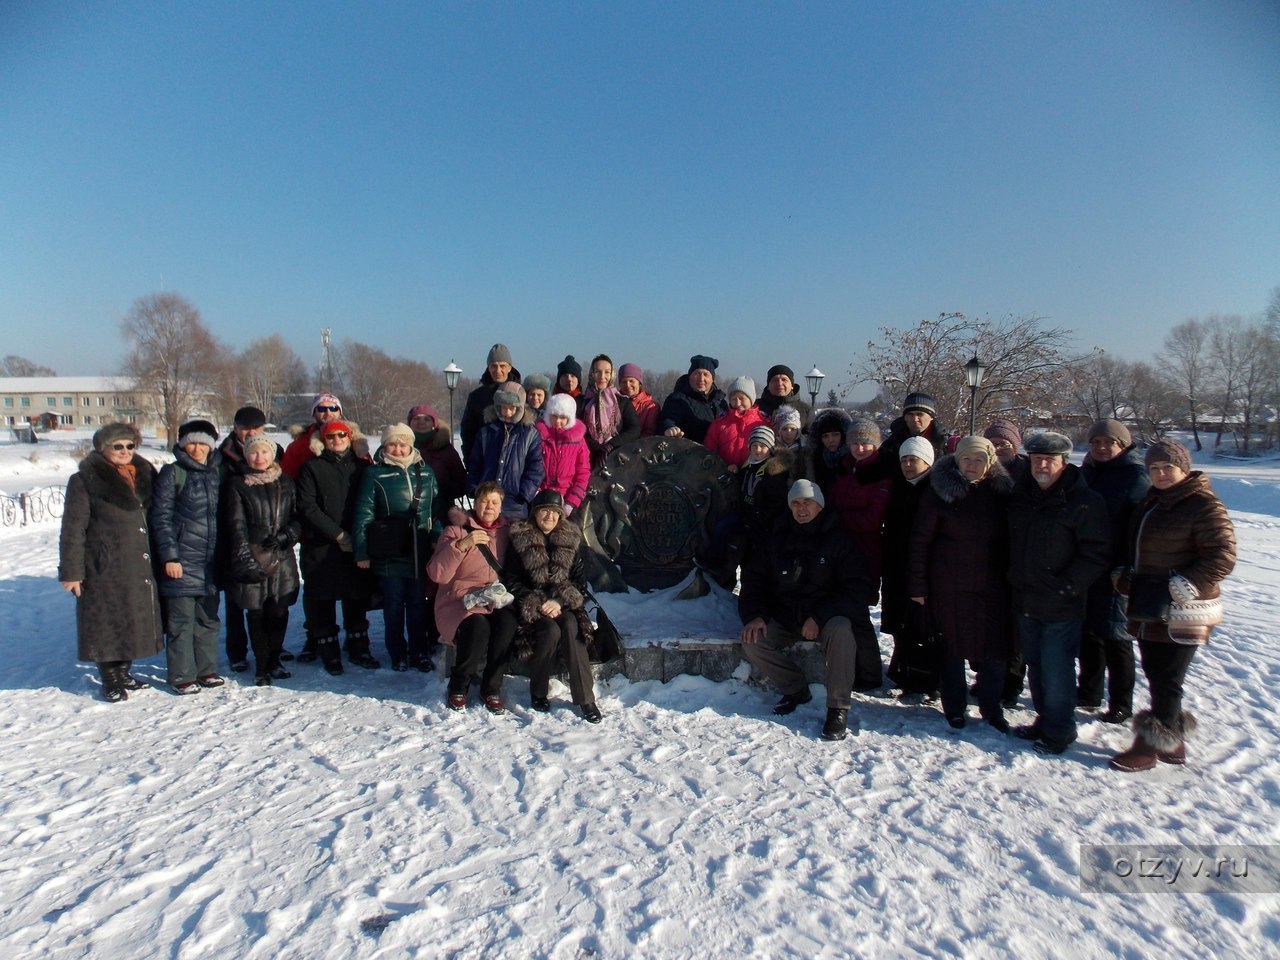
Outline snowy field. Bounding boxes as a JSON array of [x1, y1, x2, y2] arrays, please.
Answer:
[[1, 433, 1277, 958]]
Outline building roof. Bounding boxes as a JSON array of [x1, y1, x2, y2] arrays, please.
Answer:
[[0, 377, 138, 393]]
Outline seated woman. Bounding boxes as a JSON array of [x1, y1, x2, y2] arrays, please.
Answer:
[[427, 481, 517, 713], [503, 490, 603, 723], [578, 353, 640, 468], [538, 394, 592, 516], [354, 423, 440, 671]]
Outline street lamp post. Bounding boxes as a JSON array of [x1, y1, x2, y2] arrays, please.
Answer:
[[444, 360, 461, 448], [964, 355, 987, 435], [805, 364, 825, 413]]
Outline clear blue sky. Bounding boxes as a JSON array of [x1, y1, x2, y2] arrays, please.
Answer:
[[3, 0, 1277, 394]]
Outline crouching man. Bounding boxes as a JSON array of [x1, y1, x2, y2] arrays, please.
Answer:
[[738, 479, 877, 741]]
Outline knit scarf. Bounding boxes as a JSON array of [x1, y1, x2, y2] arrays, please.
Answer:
[[583, 386, 622, 445], [113, 462, 137, 492], [243, 463, 283, 487]]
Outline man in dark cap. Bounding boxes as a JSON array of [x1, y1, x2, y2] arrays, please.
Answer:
[[659, 355, 728, 444], [756, 364, 812, 426], [867, 392, 949, 482], [461, 344, 522, 475]]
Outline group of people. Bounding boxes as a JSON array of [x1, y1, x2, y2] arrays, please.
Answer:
[[58, 343, 1237, 766]]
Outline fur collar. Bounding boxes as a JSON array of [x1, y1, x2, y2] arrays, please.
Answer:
[[507, 518, 584, 622], [482, 405, 537, 427], [80, 450, 154, 510], [308, 420, 366, 458], [929, 454, 1013, 504]]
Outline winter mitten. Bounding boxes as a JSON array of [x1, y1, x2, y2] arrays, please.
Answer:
[[1169, 574, 1199, 604]]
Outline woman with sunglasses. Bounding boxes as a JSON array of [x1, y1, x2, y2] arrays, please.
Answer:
[[59, 423, 164, 702]]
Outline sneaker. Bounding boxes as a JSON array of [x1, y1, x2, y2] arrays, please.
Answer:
[[483, 695, 505, 715], [229, 660, 249, 673], [446, 691, 467, 711], [581, 703, 603, 724], [392, 658, 409, 672], [170, 681, 200, 696], [279, 648, 295, 662], [531, 696, 551, 713], [1098, 707, 1133, 725], [772, 688, 813, 716], [411, 655, 436, 673], [820, 708, 849, 741], [197, 674, 225, 688], [269, 666, 292, 680]]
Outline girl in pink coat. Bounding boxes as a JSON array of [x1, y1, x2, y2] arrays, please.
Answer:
[[704, 376, 768, 471], [536, 394, 592, 515]]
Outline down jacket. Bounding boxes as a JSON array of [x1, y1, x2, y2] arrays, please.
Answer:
[[1126, 471, 1236, 644], [353, 447, 440, 580], [1081, 445, 1151, 636], [426, 514, 511, 645], [222, 465, 302, 611], [909, 455, 1016, 661], [1007, 463, 1110, 622], [461, 366, 523, 473], [149, 445, 223, 597], [659, 374, 728, 444], [537, 417, 592, 512], [468, 407, 545, 519], [739, 506, 871, 631], [295, 446, 373, 597], [704, 406, 769, 469], [58, 449, 164, 663]]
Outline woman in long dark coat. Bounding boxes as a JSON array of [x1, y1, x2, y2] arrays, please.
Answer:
[[882, 437, 938, 696], [59, 423, 164, 702], [909, 437, 1015, 731], [223, 434, 302, 686], [503, 490, 602, 723]]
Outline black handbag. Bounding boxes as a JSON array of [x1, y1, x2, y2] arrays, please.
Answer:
[[1126, 573, 1172, 623], [585, 590, 622, 664]]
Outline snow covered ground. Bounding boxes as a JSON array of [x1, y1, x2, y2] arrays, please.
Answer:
[[1, 434, 1277, 958]]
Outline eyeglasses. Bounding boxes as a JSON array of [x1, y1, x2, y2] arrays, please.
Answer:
[[314, 405, 341, 413], [111, 442, 136, 451], [324, 432, 349, 440], [991, 440, 1015, 450]]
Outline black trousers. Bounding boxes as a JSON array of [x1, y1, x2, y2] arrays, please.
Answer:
[[1078, 627, 1136, 712], [247, 598, 290, 677], [302, 590, 369, 640], [450, 609, 518, 697], [1137, 639, 1197, 729], [942, 655, 1006, 723], [528, 613, 595, 705], [224, 594, 250, 663]]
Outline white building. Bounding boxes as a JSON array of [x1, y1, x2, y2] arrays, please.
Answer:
[[0, 377, 155, 431]]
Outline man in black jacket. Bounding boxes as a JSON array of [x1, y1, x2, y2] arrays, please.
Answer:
[[738, 479, 877, 742], [460, 344, 522, 475], [1007, 431, 1110, 755]]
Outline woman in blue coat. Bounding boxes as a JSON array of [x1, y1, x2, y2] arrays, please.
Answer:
[[149, 419, 224, 694]]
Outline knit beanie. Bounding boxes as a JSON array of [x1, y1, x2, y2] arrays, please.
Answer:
[[320, 420, 350, 439], [954, 435, 996, 465], [312, 392, 342, 413], [688, 355, 719, 375], [899, 436, 936, 466], [726, 376, 757, 404], [618, 363, 643, 383], [557, 355, 582, 381], [1088, 418, 1132, 448], [93, 422, 138, 451], [244, 434, 276, 457], [846, 417, 881, 446], [902, 392, 936, 417], [749, 425, 776, 451], [787, 478, 825, 508], [407, 404, 438, 426], [766, 364, 796, 384], [773, 405, 801, 431], [1024, 431, 1073, 456], [381, 422, 415, 447], [544, 393, 577, 425], [983, 419, 1021, 449], [177, 419, 218, 448], [1144, 439, 1192, 474], [487, 343, 513, 365], [233, 406, 267, 428]]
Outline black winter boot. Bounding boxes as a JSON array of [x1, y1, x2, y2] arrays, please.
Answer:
[[119, 661, 146, 691], [317, 636, 344, 676], [296, 635, 319, 664], [821, 708, 849, 741], [346, 630, 381, 669], [98, 662, 127, 703]]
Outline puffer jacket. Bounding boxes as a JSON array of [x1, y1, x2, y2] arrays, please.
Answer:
[[149, 445, 223, 597], [1007, 462, 1110, 621], [659, 375, 728, 444], [58, 449, 164, 662], [295, 446, 373, 597], [739, 506, 872, 630], [353, 447, 440, 579], [427, 514, 511, 645], [1126, 471, 1236, 643], [468, 407, 545, 519], [909, 456, 1015, 660], [537, 418, 591, 512], [1081, 445, 1151, 635], [461, 366, 523, 473], [222, 464, 302, 611], [705, 406, 769, 469]]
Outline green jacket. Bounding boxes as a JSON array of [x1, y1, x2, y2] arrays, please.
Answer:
[[353, 449, 441, 579]]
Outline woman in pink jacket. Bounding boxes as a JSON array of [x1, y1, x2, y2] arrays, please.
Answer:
[[426, 481, 516, 713], [537, 394, 592, 515], [704, 376, 768, 472]]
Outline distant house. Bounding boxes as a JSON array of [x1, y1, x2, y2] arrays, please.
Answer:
[[0, 377, 158, 432]]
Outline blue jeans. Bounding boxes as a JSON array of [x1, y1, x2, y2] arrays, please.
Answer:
[[379, 575, 428, 661], [1018, 615, 1082, 746]]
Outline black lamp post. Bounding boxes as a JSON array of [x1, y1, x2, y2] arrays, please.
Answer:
[[444, 360, 461, 447], [964, 354, 987, 435], [806, 364, 825, 412]]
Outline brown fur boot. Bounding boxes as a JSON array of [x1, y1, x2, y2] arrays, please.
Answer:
[[1109, 710, 1178, 772], [1157, 711, 1196, 765]]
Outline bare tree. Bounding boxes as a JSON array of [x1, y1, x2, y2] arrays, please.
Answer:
[[120, 292, 222, 442], [1158, 318, 1209, 450], [1267, 284, 1280, 332], [329, 340, 441, 431], [854, 312, 1077, 433], [1206, 315, 1249, 449], [238, 334, 310, 424], [1127, 362, 1183, 443], [1, 355, 56, 377], [1068, 350, 1135, 426]]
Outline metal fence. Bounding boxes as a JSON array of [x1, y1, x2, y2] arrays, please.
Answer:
[[0, 486, 66, 528]]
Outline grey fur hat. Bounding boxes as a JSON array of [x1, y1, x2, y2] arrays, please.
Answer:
[[93, 422, 140, 451], [1024, 431, 1073, 456]]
